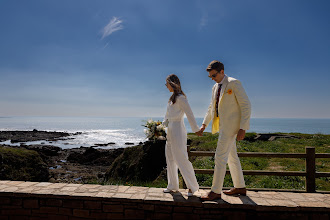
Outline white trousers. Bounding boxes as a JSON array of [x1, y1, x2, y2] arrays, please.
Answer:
[[211, 131, 245, 194], [165, 121, 199, 193]]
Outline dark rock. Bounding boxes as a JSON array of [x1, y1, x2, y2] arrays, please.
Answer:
[[105, 140, 166, 182], [67, 147, 124, 166], [0, 130, 72, 143], [125, 142, 134, 145], [22, 145, 61, 162], [95, 143, 108, 146], [243, 133, 258, 142], [254, 133, 298, 141], [24, 145, 61, 156], [108, 142, 116, 145]]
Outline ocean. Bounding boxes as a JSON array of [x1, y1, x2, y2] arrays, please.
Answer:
[[0, 117, 329, 149]]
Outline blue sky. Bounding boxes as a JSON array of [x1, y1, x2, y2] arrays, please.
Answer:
[[0, 0, 329, 118]]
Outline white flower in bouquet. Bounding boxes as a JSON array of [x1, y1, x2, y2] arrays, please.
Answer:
[[156, 124, 165, 131], [143, 119, 167, 141], [158, 136, 166, 140], [144, 129, 150, 135]]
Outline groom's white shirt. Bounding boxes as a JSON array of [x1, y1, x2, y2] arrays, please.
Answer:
[[202, 75, 251, 134]]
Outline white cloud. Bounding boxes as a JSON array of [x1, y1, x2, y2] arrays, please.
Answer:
[[199, 12, 208, 31], [101, 17, 123, 39]]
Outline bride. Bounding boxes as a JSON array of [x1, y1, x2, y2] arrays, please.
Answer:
[[163, 74, 200, 196]]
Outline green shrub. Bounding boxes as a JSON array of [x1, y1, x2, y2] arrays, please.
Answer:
[[0, 146, 49, 181]]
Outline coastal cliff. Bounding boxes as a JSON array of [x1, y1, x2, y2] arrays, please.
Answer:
[[105, 140, 166, 182]]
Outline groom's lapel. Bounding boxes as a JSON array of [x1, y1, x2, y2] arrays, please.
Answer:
[[212, 84, 219, 103], [219, 76, 228, 104]]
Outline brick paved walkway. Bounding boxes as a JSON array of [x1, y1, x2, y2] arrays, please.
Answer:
[[0, 180, 329, 219]]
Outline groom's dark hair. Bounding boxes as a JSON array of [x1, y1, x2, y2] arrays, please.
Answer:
[[206, 60, 224, 72]]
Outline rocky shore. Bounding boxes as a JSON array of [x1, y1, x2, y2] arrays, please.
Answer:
[[0, 130, 165, 184], [0, 131, 125, 183], [0, 130, 73, 143]]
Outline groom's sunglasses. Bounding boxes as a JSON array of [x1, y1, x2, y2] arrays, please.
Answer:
[[208, 71, 219, 78]]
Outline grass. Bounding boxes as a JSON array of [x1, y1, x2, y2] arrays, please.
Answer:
[[93, 132, 330, 191], [0, 146, 49, 182], [188, 132, 330, 191]]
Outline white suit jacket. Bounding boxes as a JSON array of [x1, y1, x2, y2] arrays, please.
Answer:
[[202, 75, 251, 134]]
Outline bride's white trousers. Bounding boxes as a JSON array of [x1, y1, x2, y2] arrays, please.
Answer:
[[165, 121, 199, 193]]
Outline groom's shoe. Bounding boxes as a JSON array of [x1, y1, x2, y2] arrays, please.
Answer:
[[223, 188, 247, 196], [200, 191, 221, 201]]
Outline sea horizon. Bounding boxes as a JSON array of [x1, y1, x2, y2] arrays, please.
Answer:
[[1, 116, 330, 149]]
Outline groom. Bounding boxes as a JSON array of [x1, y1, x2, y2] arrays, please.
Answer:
[[199, 60, 251, 201]]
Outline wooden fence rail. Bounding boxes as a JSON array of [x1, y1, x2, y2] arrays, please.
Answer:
[[187, 146, 330, 193]]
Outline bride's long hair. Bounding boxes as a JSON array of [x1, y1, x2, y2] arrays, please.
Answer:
[[166, 74, 186, 104]]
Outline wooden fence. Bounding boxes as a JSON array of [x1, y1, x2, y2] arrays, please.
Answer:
[[187, 146, 330, 193]]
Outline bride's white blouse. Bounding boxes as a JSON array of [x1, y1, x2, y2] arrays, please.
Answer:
[[164, 95, 199, 133]]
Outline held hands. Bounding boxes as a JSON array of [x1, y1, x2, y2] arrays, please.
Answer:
[[195, 124, 206, 136], [195, 131, 202, 136], [237, 129, 246, 141]]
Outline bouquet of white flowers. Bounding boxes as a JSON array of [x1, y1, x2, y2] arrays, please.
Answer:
[[143, 119, 166, 141]]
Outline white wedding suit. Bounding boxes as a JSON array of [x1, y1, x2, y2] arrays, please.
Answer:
[[164, 95, 199, 193], [203, 75, 251, 194]]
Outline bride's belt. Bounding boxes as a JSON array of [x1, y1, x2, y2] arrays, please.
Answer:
[[168, 118, 183, 122]]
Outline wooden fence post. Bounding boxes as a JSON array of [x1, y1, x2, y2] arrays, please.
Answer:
[[187, 145, 191, 159], [306, 147, 316, 193]]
